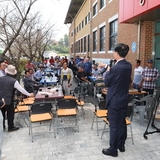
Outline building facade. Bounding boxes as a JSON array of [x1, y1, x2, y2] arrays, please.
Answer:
[[65, 0, 160, 82]]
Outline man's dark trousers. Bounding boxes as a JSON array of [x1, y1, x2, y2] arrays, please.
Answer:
[[1, 104, 15, 129]]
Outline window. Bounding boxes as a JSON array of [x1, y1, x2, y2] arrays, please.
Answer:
[[81, 39, 83, 53], [77, 26, 78, 33], [71, 44, 73, 53], [84, 36, 86, 52], [88, 35, 90, 52], [93, 30, 97, 52], [100, 0, 106, 9], [109, 19, 118, 50], [82, 20, 84, 28], [74, 29, 76, 35], [88, 12, 90, 22], [93, 3, 97, 16], [79, 24, 81, 31], [100, 26, 106, 51], [71, 31, 73, 37], [85, 16, 88, 25], [78, 40, 80, 53], [74, 42, 77, 53]]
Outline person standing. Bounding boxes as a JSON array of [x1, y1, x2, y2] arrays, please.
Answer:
[[132, 60, 144, 90], [25, 60, 35, 71], [101, 43, 132, 157], [140, 59, 159, 95], [0, 65, 34, 132], [0, 92, 5, 160], [60, 62, 73, 95], [84, 58, 92, 76], [0, 59, 6, 77], [49, 56, 55, 65]]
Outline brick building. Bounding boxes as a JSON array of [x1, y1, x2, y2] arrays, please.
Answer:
[[64, 0, 160, 81]]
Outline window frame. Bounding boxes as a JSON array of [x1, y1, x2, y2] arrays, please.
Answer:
[[109, 19, 118, 51], [93, 30, 97, 52], [93, 3, 98, 17], [99, 25, 106, 52]]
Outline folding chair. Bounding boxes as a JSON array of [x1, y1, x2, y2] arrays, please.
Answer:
[[55, 99, 79, 136], [64, 94, 85, 119], [132, 95, 155, 125], [100, 117, 134, 144], [19, 97, 34, 105], [29, 102, 54, 142], [91, 100, 107, 136], [15, 105, 30, 127]]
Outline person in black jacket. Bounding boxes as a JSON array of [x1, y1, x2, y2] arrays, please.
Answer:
[[23, 70, 42, 93]]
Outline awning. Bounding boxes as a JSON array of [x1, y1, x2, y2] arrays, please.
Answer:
[[64, 0, 85, 24], [119, 0, 160, 23]]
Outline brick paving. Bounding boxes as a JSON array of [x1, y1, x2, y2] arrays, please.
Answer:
[[2, 79, 160, 160], [2, 100, 160, 160]]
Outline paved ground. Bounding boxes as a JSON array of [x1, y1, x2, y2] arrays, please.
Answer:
[[2, 99, 160, 160], [2, 80, 160, 160]]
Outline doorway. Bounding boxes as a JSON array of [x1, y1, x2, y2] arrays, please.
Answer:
[[154, 21, 160, 86]]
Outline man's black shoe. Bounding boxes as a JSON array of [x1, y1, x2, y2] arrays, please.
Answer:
[[102, 148, 118, 157], [8, 126, 19, 132], [119, 146, 125, 152]]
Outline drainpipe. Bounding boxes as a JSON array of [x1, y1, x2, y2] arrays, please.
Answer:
[[137, 20, 141, 60], [89, 0, 92, 60], [68, 13, 75, 58]]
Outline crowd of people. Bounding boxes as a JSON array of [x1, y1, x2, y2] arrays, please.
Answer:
[[0, 49, 159, 159]]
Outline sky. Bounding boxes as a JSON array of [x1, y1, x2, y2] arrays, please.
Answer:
[[34, 0, 71, 40]]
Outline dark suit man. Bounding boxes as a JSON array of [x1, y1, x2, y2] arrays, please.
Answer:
[[101, 43, 132, 157]]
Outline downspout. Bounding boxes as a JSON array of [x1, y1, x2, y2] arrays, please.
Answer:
[[68, 13, 75, 57], [137, 20, 141, 60], [89, 0, 92, 60]]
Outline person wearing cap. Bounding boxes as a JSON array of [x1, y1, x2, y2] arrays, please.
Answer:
[[132, 60, 144, 89], [0, 65, 34, 132], [140, 59, 159, 95], [0, 58, 6, 77], [76, 58, 85, 68]]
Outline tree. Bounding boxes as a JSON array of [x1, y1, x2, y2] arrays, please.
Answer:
[[64, 34, 69, 47], [0, 0, 56, 80], [0, 0, 38, 58]]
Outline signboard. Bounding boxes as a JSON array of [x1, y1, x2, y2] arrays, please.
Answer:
[[131, 42, 137, 53]]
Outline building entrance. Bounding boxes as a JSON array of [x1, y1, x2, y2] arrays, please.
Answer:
[[154, 21, 160, 86]]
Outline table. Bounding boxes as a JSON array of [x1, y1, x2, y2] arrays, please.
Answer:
[[102, 89, 147, 96], [88, 76, 103, 82], [88, 76, 104, 97], [40, 77, 58, 86], [35, 87, 64, 101]]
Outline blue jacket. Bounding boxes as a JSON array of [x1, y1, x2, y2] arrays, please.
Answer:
[[104, 59, 132, 110], [84, 62, 92, 73]]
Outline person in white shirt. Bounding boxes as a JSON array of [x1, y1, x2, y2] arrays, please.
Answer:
[[133, 60, 144, 90], [60, 62, 73, 95], [34, 66, 44, 81], [0, 65, 34, 132], [92, 64, 100, 77]]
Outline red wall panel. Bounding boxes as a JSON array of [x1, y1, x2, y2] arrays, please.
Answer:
[[119, 0, 160, 23], [134, 0, 148, 16], [148, 0, 160, 9]]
